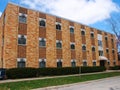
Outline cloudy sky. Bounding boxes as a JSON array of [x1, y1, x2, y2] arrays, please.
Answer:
[[0, 0, 120, 33]]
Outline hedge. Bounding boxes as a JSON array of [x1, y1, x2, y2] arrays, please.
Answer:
[[6, 68, 37, 79], [6, 66, 106, 79], [109, 66, 120, 70]]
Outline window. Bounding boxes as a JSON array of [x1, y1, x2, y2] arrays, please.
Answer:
[[98, 40, 102, 47], [82, 45, 86, 51], [18, 35, 26, 45], [70, 27, 74, 34], [106, 49, 109, 53], [39, 59, 46, 68], [71, 43, 75, 49], [57, 59, 62, 68], [81, 30, 85, 36], [93, 61, 96, 66], [92, 46, 95, 52], [105, 37, 108, 41], [99, 50, 103, 56], [17, 58, 26, 68], [19, 13, 27, 23], [83, 61, 87, 66], [71, 60, 76, 67], [39, 19, 46, 27], [113, 61, 116, 66], [56, 23, 61, 30], [91, 32, 94, 38], [112, 49, 115, 53], [111, 39, 114, 43], [56, 41, 62, 49], [108, 61, 110, 65], [39, 38, 46, 47]]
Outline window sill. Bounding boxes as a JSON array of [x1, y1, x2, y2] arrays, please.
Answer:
[[39, 46, 46, 48], [56, 48, 62, 49], [18, 44, 26, 46]]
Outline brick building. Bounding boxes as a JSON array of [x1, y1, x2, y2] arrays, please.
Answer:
[[0, 3, 118, 69]]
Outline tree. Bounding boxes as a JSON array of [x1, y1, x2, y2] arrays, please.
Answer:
[[107, 14, 120, 51]]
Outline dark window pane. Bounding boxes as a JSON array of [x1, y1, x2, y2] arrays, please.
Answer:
[[18, 35, 26, 45], [57, 60, 62, 68], [17, 59, 25, 68], [83, 62, 87, 66], [91, 33, 94, 38], [71, 61, 76, 67], [93, 62, 96, 66], [82, 46, 86, 51], [56, 42, 62, 48], [39, 20, 46, 27], [40, 39, 46, 47], [56, 24, 61, 30], [71, 44, 75, 49], [19, 14, 27, 23], [70, 28, 74, 33], [81, 31, 85, 35], [92, 47, 95, 52], [39, 60, 46, 68]]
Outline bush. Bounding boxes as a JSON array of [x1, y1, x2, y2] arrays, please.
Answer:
[[109, 66, 120, 70], [37, 66, 106, 76], [6, 68, 37, 79], [6, 66, 106, 79]]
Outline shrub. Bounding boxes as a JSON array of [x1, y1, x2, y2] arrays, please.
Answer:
[[37, 66, 106, 76], [6, 68, 37, 79], [6, 66, 106, 79], [109, 66, 120, 70]]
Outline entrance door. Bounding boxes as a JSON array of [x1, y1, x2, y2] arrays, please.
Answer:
[[100, 60, 105, 66]]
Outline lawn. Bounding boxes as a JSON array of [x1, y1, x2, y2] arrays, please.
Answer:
[[0, 72, 120, 90]]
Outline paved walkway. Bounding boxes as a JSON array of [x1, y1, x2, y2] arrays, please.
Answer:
[[0, 70, 119, 84]]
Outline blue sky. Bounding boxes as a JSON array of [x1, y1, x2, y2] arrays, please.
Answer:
[[0, 0, 120, 34]]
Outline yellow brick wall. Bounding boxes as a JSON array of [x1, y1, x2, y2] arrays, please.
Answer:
[[0, 3, 119, 68], [26, 10, 39, 68], [3, 4, 18, 68], [62, 19, 71, 67], [46, 15, 56, 67]]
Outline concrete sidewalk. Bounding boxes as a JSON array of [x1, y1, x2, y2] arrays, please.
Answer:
[[0, 70, 120, 84]]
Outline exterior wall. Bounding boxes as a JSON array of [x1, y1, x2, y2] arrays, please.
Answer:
[[46, 15, 56, 67], [0, 12, 4, 68], [26, 10, 39, 68], [62, 19, 71, 67], [0, 3, 118, 68], [74, 23, 82, 66], [3, 4, 18, 68]]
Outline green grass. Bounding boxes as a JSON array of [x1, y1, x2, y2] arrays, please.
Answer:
[[0, 72, 120, 90]]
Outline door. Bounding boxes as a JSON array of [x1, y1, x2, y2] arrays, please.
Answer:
[[100, 60, 105, 66]]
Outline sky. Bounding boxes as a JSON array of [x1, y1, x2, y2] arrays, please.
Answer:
[[0, 0, 120, 34]]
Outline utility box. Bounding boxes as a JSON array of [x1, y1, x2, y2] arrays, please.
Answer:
[[0, 68, 6, 80]]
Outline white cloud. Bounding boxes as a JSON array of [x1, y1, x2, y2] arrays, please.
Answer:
[[20, 0, 119, 25], [0, 12, 2, 17]]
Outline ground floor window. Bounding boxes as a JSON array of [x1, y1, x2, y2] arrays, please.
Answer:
[[39, 59, 46, 68], [83, 61, 87, 66], [71, 60, 76, 67], [93, 62, 96, 66], [17, 58, 26, 68], [57, 59, 62, 68]]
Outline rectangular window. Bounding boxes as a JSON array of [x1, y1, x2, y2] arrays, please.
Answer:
[[39, 38, 46, 47], [17, 58, 26, 68], [18, 35, 27, 45], [99, 51, 103, 56], [39, 59, 46, 68], [19, 13, 27, 23], [98, 40, 102, 47]]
